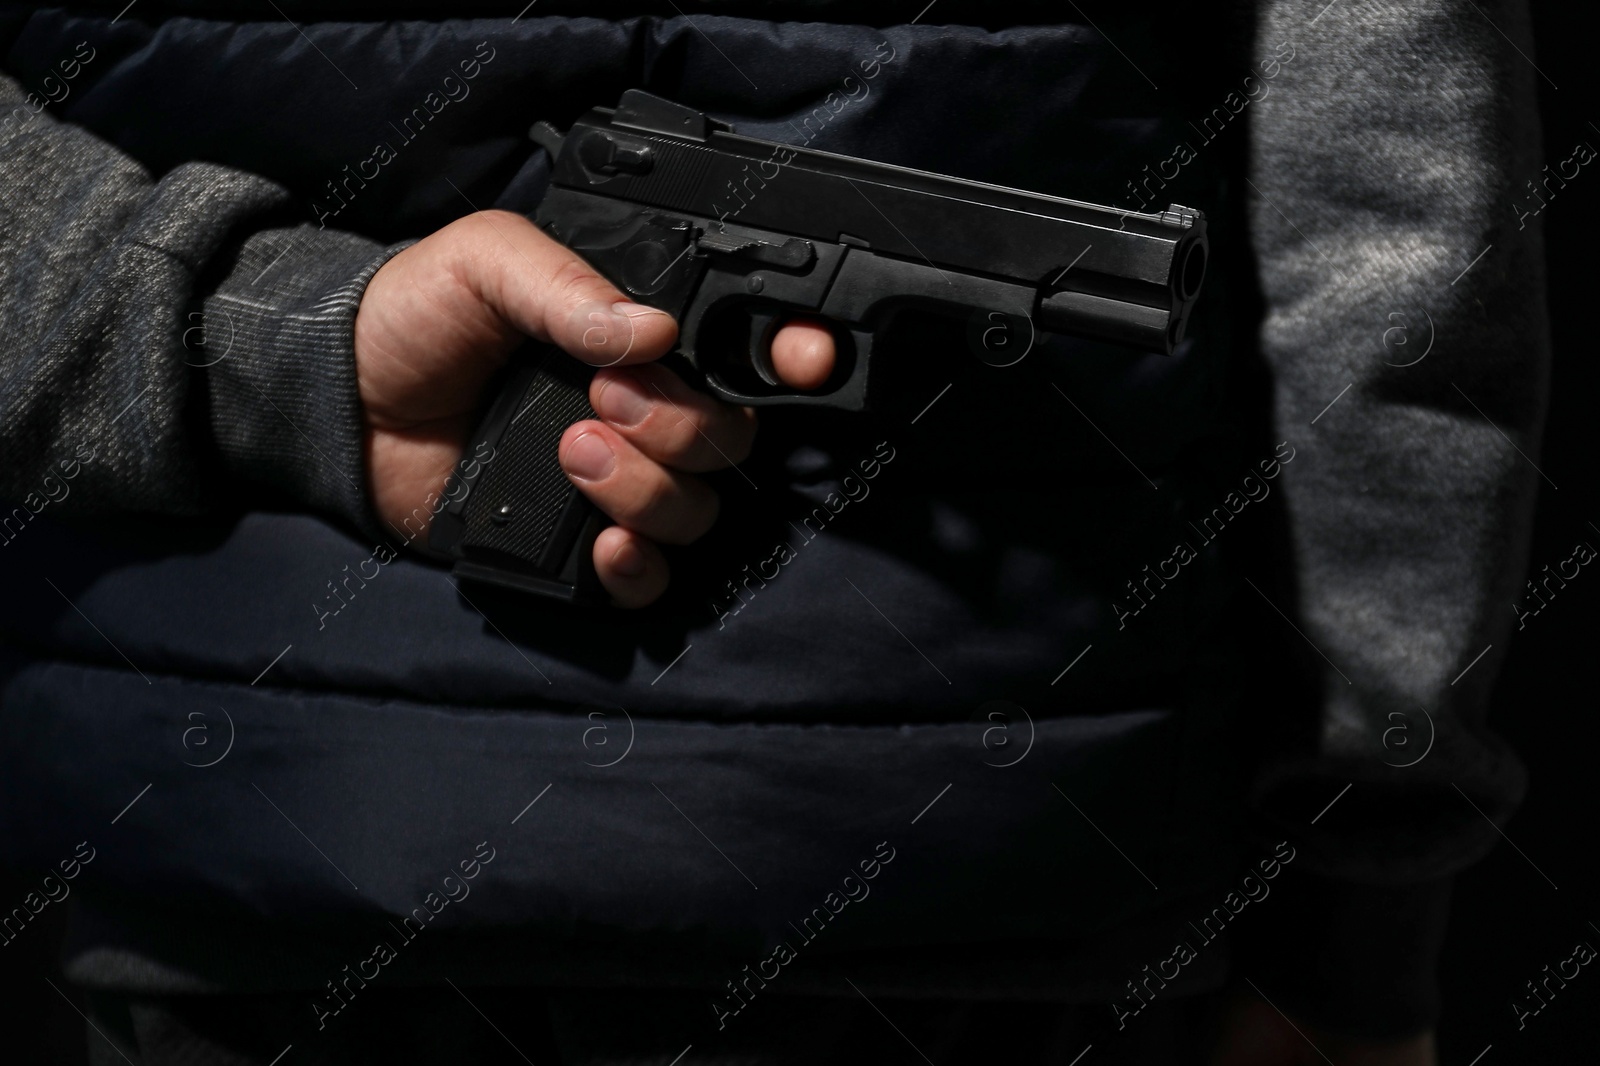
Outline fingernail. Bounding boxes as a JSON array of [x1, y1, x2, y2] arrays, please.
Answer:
[[571, 301, 637, 365], [563, 431, 615, 481], [612, 300, 671, 320], [609, 539, 648, 578], [596, 374, 653, 428], [572, 301, 673, 365]]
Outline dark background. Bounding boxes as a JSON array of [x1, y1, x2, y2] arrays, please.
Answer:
[[1426, 0, 1600, 1061], [3, 0, 1594, 1059]]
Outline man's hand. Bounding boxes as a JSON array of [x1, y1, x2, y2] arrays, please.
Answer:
[[353, 210, 835, 607], [1209, 993, 1437, 1066]]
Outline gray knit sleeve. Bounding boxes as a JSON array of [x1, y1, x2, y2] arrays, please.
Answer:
[[1242, 0, 1548, 1036], [0, 72, 405, 540]]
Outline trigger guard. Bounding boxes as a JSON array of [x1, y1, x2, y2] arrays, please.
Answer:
[[749, 311, 784, 387]]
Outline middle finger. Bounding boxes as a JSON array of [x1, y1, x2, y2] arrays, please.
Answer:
[[558, 420, 721, 544], [590, 362, 757, 473]]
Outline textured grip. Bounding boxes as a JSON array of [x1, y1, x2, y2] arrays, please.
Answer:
[[430, 347, 608, 604]]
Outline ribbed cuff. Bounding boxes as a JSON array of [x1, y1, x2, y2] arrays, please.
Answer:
[[202, 225, 413, 543], [1235, 866, 1452, 1039]]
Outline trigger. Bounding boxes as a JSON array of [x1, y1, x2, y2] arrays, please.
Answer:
[[749, 312, 784, 387]]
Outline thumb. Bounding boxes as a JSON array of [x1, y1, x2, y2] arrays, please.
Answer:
[[457, 210, 678, 367]]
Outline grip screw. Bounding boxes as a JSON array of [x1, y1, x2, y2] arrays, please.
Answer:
[[491, 504, 516, 526]]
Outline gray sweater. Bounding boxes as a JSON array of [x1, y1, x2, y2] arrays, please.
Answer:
[[0, 0, 1550, 1037]]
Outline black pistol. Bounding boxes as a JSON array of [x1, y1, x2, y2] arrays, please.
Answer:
[[429, 89, 1208, 604]]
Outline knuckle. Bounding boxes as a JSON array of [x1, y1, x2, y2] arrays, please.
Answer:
[[623, 476, 714, 544], [460, 209, 516, 239], [695, 406, 753, 468], [548, 255, 608, 308], [645, 383, 751, 469], [657, 403, 710, 461], [615, 478, 668, 532]]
